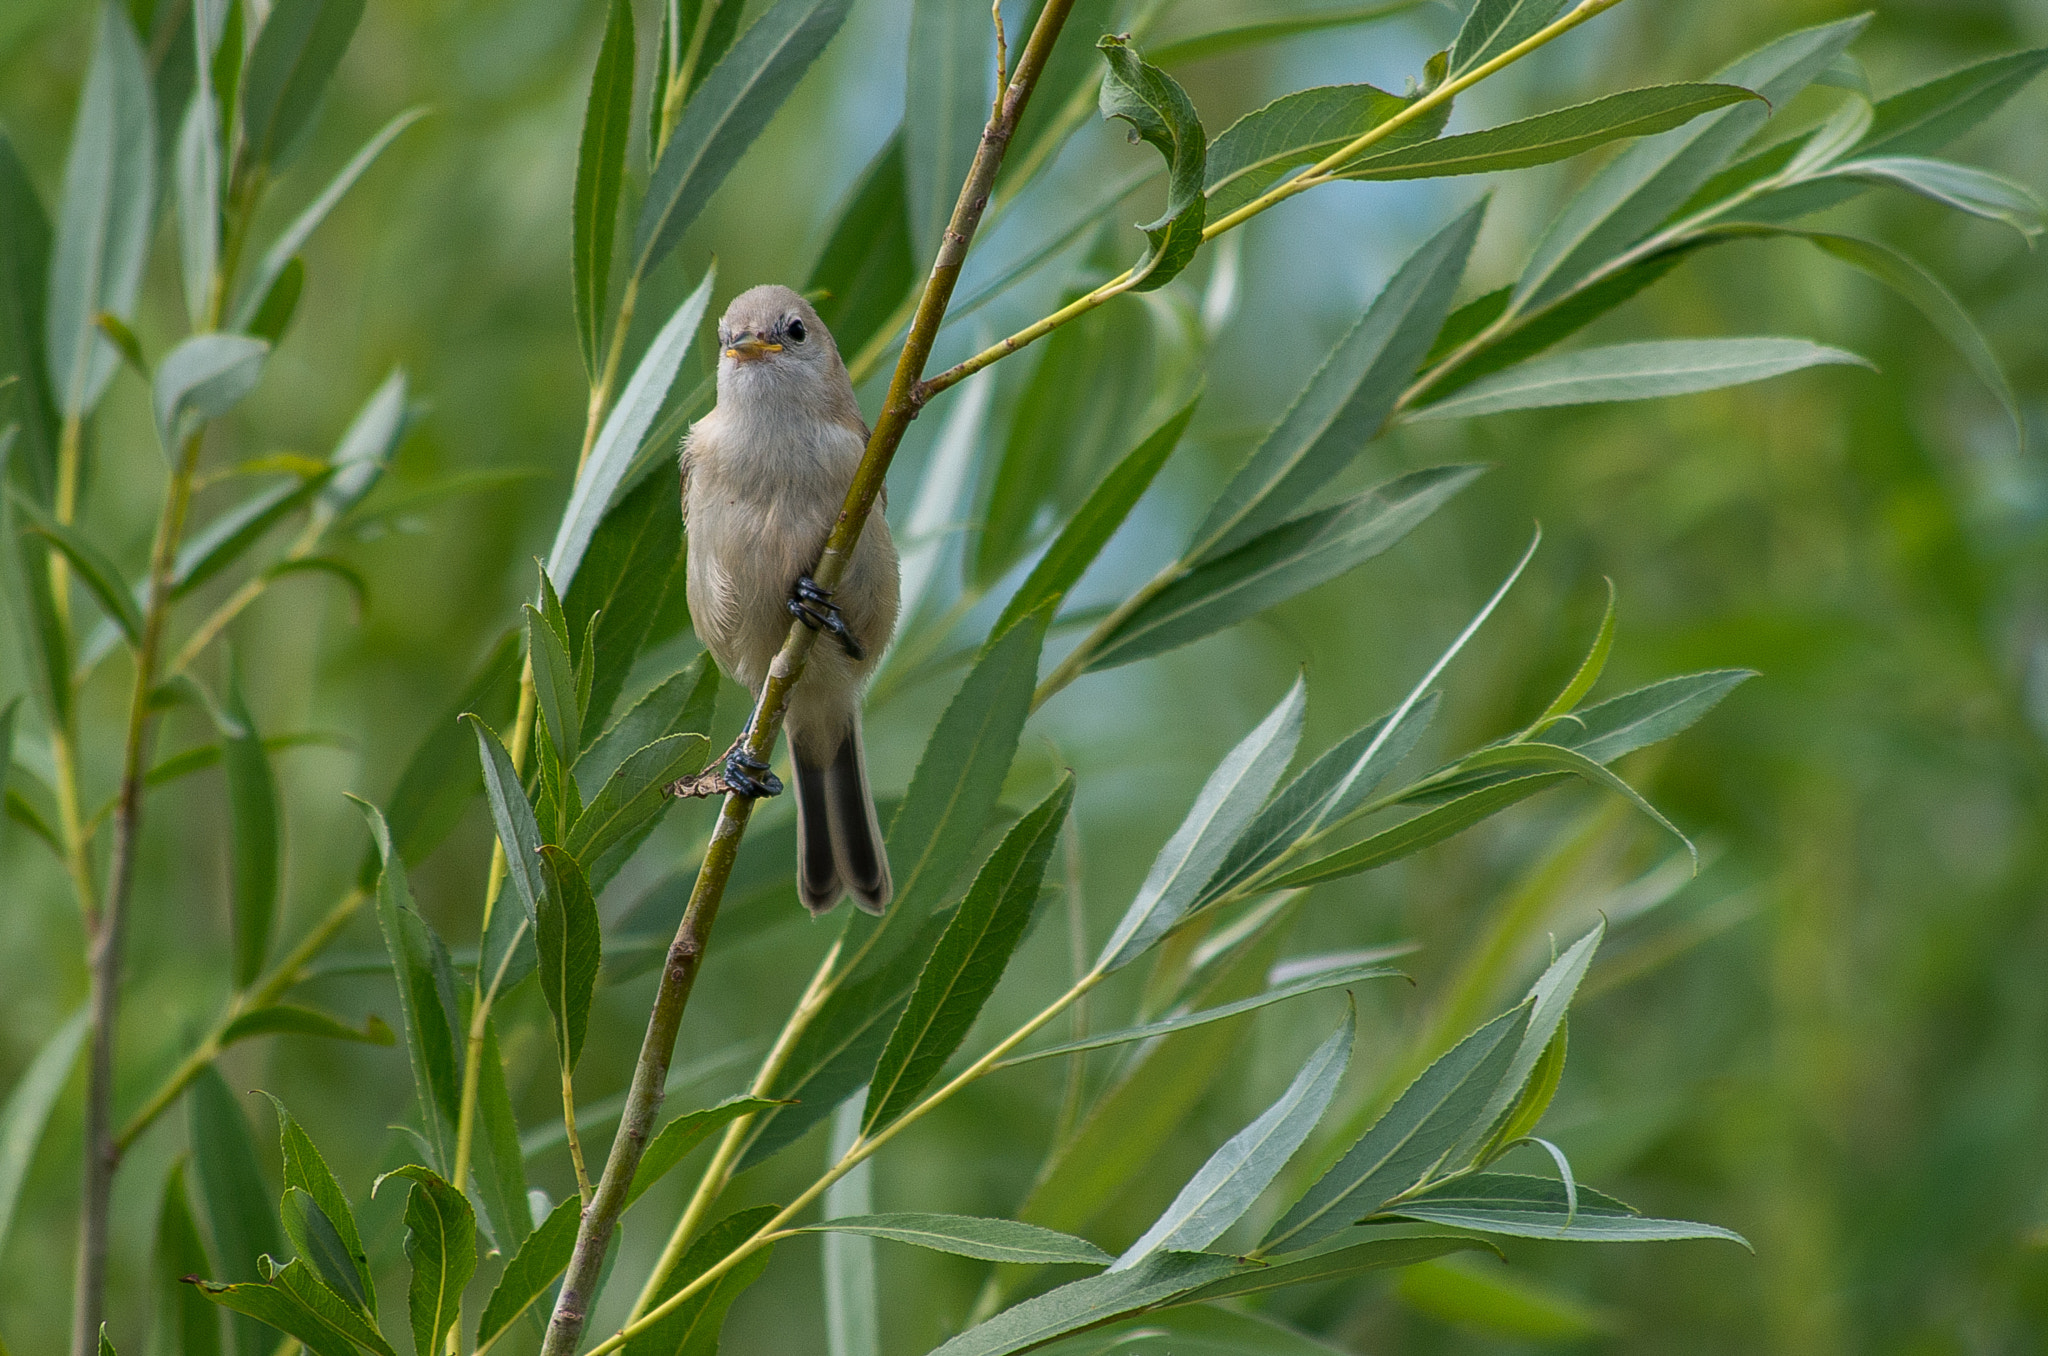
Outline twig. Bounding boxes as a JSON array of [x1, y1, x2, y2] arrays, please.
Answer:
[[71, 424, 207, 1356]]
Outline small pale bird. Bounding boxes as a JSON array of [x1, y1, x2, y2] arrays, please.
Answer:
[[682, 285, 900, 915]]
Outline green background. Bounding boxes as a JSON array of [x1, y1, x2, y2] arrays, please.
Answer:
[[3, 0, 2045, 1351]]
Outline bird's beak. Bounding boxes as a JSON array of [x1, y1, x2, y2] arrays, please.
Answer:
[[724, 333, 783, 361]]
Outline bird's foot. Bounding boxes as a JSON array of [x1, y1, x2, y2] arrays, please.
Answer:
[[721, 743, 783, 799], [788, 575, 866, 661]]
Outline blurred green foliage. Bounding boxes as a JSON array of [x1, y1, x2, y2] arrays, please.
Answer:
[[1, 0, 2045, 1352]]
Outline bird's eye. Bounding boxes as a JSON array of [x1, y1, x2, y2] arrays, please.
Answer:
[[786, 318, 807, 343]]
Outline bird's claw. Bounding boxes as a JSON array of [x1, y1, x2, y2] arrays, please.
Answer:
[[788, 575, 866, 661], [722, 745, 783, 799]]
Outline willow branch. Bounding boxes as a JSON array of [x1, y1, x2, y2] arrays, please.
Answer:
[[919, 0, 1635, 403]]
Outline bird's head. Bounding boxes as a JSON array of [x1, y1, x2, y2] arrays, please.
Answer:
[[716, 284, 842, 392]]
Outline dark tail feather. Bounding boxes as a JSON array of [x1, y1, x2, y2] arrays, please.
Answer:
[[824, 724, 891, 914], [793, 752, 841, 915], [792, 722, 891, 915]]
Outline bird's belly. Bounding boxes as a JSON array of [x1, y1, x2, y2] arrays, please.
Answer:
[[686, 487, 831, 692]]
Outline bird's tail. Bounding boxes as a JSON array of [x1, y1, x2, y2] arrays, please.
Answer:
[[792, 718, 891, 916]]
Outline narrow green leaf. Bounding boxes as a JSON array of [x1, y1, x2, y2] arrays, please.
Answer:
[[1469, 922, 1602, 1153], [1843, 153, 2047, 238], [1342, 84, 1762, 182], [240, 0, 366, 172], [1457, 743, 1694, 865], [806, 132, 914, 365], [1001, 961, 1403, 1070], [472, 1015, 532, 1253], [1203, 82, 1447, 221], [281, 1188, 366, 1311], [221, 1006, 393, 1048], [315, 368, 410, 524], [627, 1097, 787, 1210], [1448, 0, 1570, 78], [1119, 1011, 1354, 1265], [627, 1204, 779, 1356], [1515, 15, 1869, 314], [48, 2, 154, 420], [576, 655, 718, 798], [574, 0, 635, 378], [465, 714, 547, 988], [905, 0, 993, 267], [358, 630, 520, 888], [1531, 579, 1614, 732], [0, 134, 57, 503], [526, 601, 581, 765], [562, 732, 709, 891], [155, 1159, 224, 1356], [188, 1271, 359, 1356], [1201, 694, 1442, 905], [1859, 47, 2048, 159], [1270, 773, 1570, 889], [1196, 204, 1484, 559], [234, 107, 429, 331], [547, 268, 715, 591], [563, 465, 683, 745], [1486, 1022, 1567, 1158], [795, 1215, 1111, 1267], [883, 606, 1050, 927], [1381, 1172, 1750, 1245], [355, 798, 463, 1170], [536, 845, 602, 1070], [1094, 465, 1484, 673], [375, 1164, 476, 1356], [1149, 3, 1429, 68], [475, 1197, 578, 1352], [174, 83, 218, 330], [190, 1065, 285, 1356], [997, 393, 1198, 635], [1551, 668, 1754, 766], [94, 311, 147, 379], [1182, 1235, 1496, 1302], [262, 1097, 376, 1314], [929, 1251, 1244, 1356], [1262, 1000, 1533, 1253], [1096, 36, 1206, 291], [222, 657, 282, 987], [0, 1007, 86, 1259], [171, 468, 327, 597], [687, 0, 747, 102], [634, 0, 851, 280], [269, 1256, 398, 1356], [1409, 337, 1869, 421], [866, 777, 1075, 1131], [1097, 680, 1304, 973], [11, 491, 141, 643], [152, 334, 270, 450]]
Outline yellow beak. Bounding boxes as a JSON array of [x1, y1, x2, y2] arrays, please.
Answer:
[[724, 334, 783, 360]]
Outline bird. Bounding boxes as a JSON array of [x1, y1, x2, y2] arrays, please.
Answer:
[[682, 284, 900, 915]]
